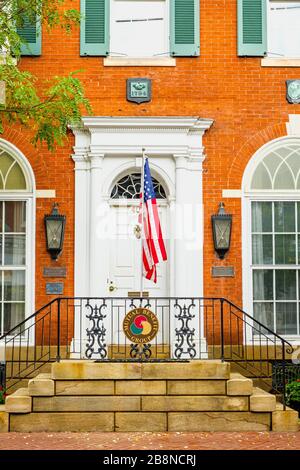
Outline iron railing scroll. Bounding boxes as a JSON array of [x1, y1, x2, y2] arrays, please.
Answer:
[[0, 297, 296, 408]]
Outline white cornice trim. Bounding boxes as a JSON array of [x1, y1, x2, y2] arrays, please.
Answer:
[[74, 145, 204, 155], [80, 116, 214, 134]]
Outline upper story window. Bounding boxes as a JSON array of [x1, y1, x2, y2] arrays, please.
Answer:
[[237, 0, 300, 58], [110, 0, 169, 58], [268, 1, 300, 58], [80, 0, 200, 58], [16, 0, 200, 59]]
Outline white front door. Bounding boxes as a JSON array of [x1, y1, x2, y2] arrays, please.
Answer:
[[108, 203, 168, 297]]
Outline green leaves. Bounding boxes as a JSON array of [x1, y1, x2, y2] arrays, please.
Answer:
[[0, 1, 91, 150], [286, 380, 300, 405], [0, 66, 91, 150]]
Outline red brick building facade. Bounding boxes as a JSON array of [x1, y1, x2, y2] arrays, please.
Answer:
[[1, 0, 300, 348]]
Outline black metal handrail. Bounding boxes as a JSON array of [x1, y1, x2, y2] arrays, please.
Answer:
[[0, 296, 295, 408]]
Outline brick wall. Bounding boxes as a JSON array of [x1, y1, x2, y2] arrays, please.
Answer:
[[1, 0, 299, 317]]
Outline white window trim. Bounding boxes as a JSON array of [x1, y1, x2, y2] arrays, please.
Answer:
[[242, 136, 300, 345], [261, 58, 300, 67], [103, 56, 176, 66], [0, 139, 36, 347]]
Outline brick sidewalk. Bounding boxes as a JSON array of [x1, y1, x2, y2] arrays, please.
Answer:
[[0, 432, 299, 450]]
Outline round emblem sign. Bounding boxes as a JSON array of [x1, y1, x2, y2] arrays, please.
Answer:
[[123, 307, 159, 344]]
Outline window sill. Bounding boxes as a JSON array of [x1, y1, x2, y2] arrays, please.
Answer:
[[261, 58, 300, 67], [103, 57, 176, 67]]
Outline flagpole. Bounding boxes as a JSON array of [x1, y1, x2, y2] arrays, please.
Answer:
[[140, 148, 146, 298]]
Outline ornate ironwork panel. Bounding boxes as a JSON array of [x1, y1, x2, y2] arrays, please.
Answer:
[[85, 301, 108, 359], [174, 301, 197, 359]]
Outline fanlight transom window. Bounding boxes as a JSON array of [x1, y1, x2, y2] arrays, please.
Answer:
[[111, 173, 167, 199], [251, 144, 300, 190], [0, 149, 27, 190]]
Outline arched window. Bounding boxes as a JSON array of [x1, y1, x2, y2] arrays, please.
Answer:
[[0, 149, 27, 190], [250, 144, 300, 190], [110, 172, 167, 199], [0, 144, 33, 336], [244, 139, 300, 338]]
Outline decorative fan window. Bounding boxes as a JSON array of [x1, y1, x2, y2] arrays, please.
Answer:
[[0, 149, 27, 190], [111, 173, 166, 199], [251, 144, 300, 190]]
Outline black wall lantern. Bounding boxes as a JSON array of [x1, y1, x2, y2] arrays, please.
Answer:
[[211, 202, 232, 259], [44, 203, 66, 260]]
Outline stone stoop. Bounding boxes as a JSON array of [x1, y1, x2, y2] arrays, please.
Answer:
[[1, 360, 298, 433]]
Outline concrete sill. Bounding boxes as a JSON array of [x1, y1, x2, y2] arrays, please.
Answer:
[[103, 57, 176, 67], [261, 58, 300, 67]]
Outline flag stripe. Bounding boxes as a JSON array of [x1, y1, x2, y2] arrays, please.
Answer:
[[140, 158, 167, 284]]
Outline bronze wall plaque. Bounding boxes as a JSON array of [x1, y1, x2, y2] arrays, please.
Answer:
[[46, 282, 64, 295], [43, 267, 67, 278], [212, 266, 235, 278], [128, 291, 149, 298]]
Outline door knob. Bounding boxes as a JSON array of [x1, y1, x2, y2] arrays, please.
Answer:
[[109, 282, 117, 292]]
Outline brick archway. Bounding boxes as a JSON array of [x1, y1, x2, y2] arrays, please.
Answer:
[[1, 125, 49, 184], [226, 123, 287, 190]]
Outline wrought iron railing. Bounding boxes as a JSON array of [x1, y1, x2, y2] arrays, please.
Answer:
[[0, 297, 295, 408]]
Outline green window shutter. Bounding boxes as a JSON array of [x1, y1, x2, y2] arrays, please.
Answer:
[[80, 0, 109, 56], [237, 0, 267, 56], [170, 0, 200, 57], [17, 16, 41, 56]]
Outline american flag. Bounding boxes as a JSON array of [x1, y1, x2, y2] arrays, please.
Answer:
[[139, 158, 167, 283]]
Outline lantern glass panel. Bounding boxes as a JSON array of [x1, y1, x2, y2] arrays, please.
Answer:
[[214, 218, 231, 249], [46, 219, 63, 250]]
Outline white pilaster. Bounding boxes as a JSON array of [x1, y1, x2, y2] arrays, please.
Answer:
[[72, 155, 90, 297], [71, 131, 90, 356], [174, 154, 189, 297], [89, 153, 106, 296]]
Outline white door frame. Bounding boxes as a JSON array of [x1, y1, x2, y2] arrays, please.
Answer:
[[71, 116, 213, 355]]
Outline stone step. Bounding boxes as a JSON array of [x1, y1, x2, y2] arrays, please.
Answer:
[[56, 380, 115, 396], [32, 396, 141, 412], [9, 411, 272, 432], [51, 360, 230, 380], [272, 403, 299, 432], [31, 394, 250, 413], [250, 387, 276, 412], [0, 405, 8, 432], [167, 412, 271, 432], [115, 380, 166, 396], [115, 412, 167, 432], [54, 380, 227, 396], [10, 412, 115, 432], [5, 388, 31, 414], [141, 395, 249, 412], [28, 374, 54, 397], [227, 373, 253, 396], [167, 380, 226, 395], [3, 360, 298, 433]]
